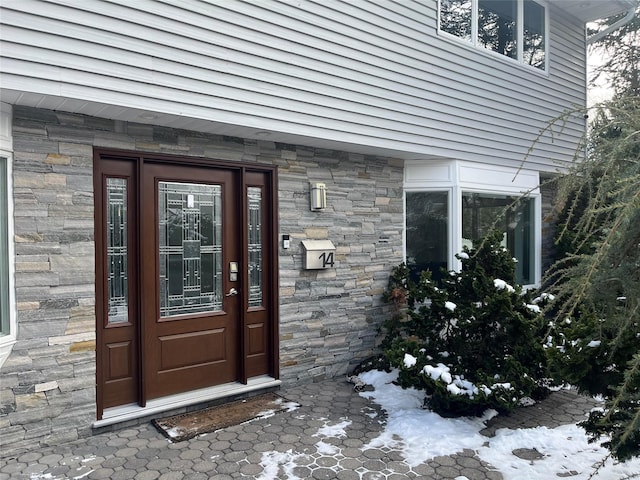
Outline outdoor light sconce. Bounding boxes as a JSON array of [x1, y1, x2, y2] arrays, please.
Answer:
[[310, 182, 327, 211]]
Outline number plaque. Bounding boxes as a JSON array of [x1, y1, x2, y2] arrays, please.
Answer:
[[301, 240, 336, 270]]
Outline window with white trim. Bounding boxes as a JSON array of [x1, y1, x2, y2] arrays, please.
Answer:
[[0, 157, 8, 336], [406, 190, 535, 285], [0, 102, 15, 369], [404, 161, 541, 287], [439, 0, 547, 70]]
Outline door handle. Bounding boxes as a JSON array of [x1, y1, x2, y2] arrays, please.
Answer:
[[225, 288, 238, 297]]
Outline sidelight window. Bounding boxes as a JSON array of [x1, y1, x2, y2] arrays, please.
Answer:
[[106, 178, 129, 324], [247, 187, 263, 308]]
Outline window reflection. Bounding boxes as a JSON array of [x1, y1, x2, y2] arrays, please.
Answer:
[[441, 0, 472, 41], [478, 0, 517, 60], [523, 0, 545, 69], [439, 0, 546, 71], [405, 191, 535, 286], [406, 191, 449, 283]]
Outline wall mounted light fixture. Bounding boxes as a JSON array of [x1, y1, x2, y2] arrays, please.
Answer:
[[310, 182, 326, 211]]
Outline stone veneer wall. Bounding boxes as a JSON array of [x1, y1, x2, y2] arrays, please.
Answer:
[[0, 106, 404, 457]]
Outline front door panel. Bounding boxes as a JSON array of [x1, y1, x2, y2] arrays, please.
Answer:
[[142, 165, 239, 399]]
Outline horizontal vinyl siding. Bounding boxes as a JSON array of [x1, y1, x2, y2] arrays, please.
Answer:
[[0, 0, 587, 171]]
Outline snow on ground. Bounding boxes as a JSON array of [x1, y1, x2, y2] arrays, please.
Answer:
[[256, 416, 353, 480], [314, 418, 352, 439], [358, 369, 496, 466], [257, 450, 304, 480], [359, 369, 640, 479]]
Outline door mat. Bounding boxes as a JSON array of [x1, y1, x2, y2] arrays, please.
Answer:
[[152, 392, 298, 442]]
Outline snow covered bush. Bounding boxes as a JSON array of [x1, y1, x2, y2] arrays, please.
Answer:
[[380, 230, 548, 416]]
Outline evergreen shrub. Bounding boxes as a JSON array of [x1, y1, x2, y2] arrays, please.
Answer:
[[379, 230, 549, 416]]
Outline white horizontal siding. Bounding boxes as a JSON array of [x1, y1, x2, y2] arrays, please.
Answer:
[[0, 0, 588, 171]]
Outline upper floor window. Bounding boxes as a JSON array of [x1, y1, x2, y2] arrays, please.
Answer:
[[439, 0, 547, 70]]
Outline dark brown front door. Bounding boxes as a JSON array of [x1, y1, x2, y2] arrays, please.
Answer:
[[95, 151, 278, 418], [141, 164, 239, 399]]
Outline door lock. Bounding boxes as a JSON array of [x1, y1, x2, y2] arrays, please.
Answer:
[[229, 261, 238, 282], [226, 288, 238, 297]]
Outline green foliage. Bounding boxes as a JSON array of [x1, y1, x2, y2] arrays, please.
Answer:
[[380, 231, 548, 417], [544, 303, 632, 396], [566, 10, 640, 457], [579, 355, 640, 462], [540, 95, 640, 461]]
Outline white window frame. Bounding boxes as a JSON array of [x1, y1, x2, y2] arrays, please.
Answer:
[[438, 0, 549, 72], [404, 160, 542, 288], [0, 102, 16, 368]]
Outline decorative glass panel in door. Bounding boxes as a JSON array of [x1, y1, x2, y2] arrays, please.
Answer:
[[106, 178, 129, 324], [247, 186, 262, 308], [158, 182, 223, 317]]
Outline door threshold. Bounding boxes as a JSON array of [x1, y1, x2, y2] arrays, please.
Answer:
[[93, 376, 281, 429]]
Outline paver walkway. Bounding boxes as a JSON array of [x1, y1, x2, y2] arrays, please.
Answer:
[[0, 378, 597, 479]]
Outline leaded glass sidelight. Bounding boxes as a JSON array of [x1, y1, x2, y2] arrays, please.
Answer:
[[106, 178, 129, 324], [247, 187, 262, 307], [159, 182, 223, 317]]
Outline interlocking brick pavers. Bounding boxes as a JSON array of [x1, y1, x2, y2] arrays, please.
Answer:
[[0, 380, 596, 480]]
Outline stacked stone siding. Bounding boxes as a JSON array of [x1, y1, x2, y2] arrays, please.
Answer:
[[278, 147, 404, 383], [0, 106, 403, 457]]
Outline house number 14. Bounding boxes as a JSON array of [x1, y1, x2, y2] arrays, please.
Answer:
[[318, 251, 334, 268]]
